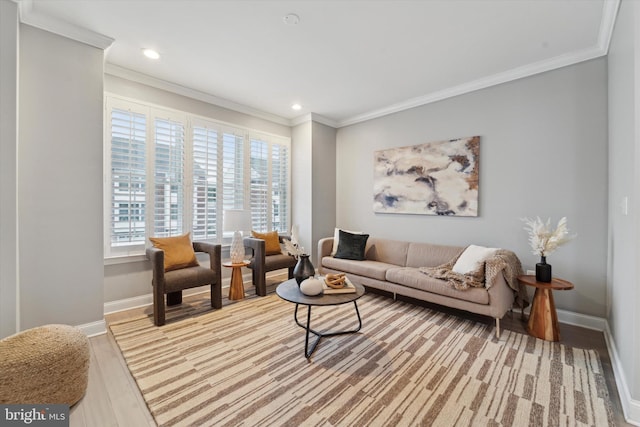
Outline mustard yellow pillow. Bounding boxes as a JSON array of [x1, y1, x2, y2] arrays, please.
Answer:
[[149, 233, 199, 272], [251, 230, 282, 255]]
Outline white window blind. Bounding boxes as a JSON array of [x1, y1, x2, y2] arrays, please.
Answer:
[[153, 118, 185, 237], [104, 94, 291, 259], [250, 137, 289, 233], [109, 108, 147, 248], [271, 143, 289, 233], [250, 139, 270, 232], [192, 126, 218, 240], [222, 132, 245, 212]]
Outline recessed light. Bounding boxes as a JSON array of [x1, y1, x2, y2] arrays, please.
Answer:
[[283, 13, 300, 25], [142, 48, 160, 60], [291, 104, 302, 111]]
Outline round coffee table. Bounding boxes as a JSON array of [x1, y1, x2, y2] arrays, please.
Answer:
[[276, 278, 365, 358]]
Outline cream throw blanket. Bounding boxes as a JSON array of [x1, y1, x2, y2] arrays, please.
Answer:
[[419, 248, 529, 309]]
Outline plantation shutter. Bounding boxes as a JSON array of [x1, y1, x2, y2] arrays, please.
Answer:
[[250, 139, 269, 232], [271, 143, 289, 233], [221, 131, 245, 212], [192, 126, 218, 240], [153, 118, 185, 237], [109, 108, 147, 248], [104, 95, 291, 258]]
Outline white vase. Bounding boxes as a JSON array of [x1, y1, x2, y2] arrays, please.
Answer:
[[300, 277, 323, 296], [230, 230, 244, 263]]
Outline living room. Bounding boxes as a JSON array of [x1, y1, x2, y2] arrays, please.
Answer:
[[0, 0, 638, 425]]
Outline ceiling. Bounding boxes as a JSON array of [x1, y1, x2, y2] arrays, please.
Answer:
[[19, 0, 618, 127]]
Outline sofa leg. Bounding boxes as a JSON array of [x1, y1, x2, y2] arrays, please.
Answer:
[[495, 318, 501, 339]]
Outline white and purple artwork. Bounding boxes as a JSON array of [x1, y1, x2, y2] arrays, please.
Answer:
[[373, 136, 479, 216]]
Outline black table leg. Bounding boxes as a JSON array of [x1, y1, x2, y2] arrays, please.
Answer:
[[293, 301, 362, 358]]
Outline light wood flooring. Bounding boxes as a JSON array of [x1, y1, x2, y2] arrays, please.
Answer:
[[70, 277, 632, 427]]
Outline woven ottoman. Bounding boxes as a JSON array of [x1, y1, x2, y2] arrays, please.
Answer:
[[0, 324, 90, 405]]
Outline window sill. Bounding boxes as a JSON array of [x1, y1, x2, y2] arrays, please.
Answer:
[[104, 254, 147, 266], [104, 244, 235, 266]]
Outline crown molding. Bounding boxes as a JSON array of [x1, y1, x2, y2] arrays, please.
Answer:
[[18, 0, 114, 50], [338, 0, 619, 128], [598, 0, 621, 54], [105, 64, 291, 127], [291, 113, 338, 128], [338, 45, 607, 128]]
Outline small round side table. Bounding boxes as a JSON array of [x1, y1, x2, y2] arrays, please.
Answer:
[[223, 260, 250, 300], [518, 275, 574, 342]]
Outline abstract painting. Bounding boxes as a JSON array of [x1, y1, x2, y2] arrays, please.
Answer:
[[373, 136, 479, 216]]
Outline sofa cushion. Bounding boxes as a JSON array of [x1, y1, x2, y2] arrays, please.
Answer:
[[364, 238, 410, 266], [334, 230, 370, 260], [251, 230, 282, 255], [385, 267, 489, 305], [149, 233, 199, 272], [452, 245, 498, 275], [322, 257, 394, 281], [405, 242, 463, 268], [332, 228, 363, 256]]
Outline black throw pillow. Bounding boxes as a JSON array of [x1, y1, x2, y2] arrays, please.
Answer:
[[334, 230, 369, 261]]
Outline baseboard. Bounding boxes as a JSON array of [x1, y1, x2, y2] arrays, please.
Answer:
[[103, 271, 259, 315], [604, 323, 640, 426], [519, 307, 606, 331], [556, 308, 607, 331], [76, 319, 107, 337], [104, 293, 154, 315]]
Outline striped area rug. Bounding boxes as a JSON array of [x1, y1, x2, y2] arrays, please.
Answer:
[[109, 292, 614, 426]]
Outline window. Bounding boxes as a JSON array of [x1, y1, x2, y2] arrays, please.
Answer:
[[105, 95, 291, 258], [109, 106, 146, 249]]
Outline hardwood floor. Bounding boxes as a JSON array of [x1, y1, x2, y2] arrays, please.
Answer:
[[70, 277, 632, 426]]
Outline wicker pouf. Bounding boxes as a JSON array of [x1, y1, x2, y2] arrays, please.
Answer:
[[0, 324, 90, 405]]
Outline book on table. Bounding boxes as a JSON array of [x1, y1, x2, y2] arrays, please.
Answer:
[[322, 276, 357, 294]]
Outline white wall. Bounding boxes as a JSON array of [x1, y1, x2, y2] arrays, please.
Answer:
[[105, 74, 291, 138], [311, 122, 337, 259], [291, 121, 313, 255], [290, 121, 337, 263], [608, 0, 640, 414], [18, 25, 104, 329], [336, 58, 608, 318], [0, 0, 19, 338]]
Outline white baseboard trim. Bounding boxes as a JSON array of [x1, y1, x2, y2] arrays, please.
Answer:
[[604, 323, 640, 426], [519, 307, 606, 331], [76, 319, 107, 337], [103, 271, 259, 315], [556, 308, 607, 331]]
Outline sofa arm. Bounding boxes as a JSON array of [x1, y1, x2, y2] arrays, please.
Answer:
[[146, 246, 165, 285], [193, 242, 221, 271], [317, 237, 334, 274], [487, 274, 517, 319], [243, 236, 265, 262]]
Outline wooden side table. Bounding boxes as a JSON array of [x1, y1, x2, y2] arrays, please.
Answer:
[[518, 275, 574, 342], [223, 261, 250, 300]]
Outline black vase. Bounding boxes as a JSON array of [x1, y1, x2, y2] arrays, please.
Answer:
[[536, 256, 552, 283], [293, 254, 315, 285]]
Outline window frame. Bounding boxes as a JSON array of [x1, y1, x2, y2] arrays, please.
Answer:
[[104, 94, 291, 261]]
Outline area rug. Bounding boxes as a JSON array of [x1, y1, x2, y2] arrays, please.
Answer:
[[109, 293, 615, 427]]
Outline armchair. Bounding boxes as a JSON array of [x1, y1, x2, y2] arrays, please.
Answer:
[[244, 234, 297, 296], [146, 241, 222, 326]]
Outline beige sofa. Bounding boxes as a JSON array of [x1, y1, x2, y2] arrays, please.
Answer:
[[317, 236, 524, 337]]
